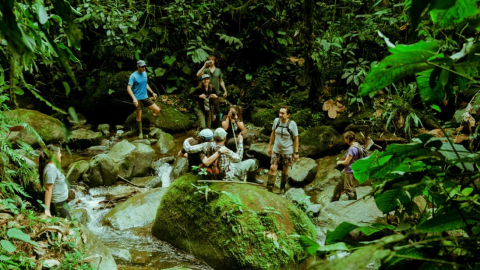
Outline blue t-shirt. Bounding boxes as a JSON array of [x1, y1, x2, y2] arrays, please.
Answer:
[[128, 71, 148, 100], [345, 146, 360, 174]]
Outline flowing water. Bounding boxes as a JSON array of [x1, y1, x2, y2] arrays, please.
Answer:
[[68, 135, 213, 269]]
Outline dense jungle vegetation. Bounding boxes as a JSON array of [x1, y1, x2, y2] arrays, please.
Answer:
[[1, 0, 480, 269]]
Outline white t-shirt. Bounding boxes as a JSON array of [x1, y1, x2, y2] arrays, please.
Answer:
[[272, 118, 298, 154], [43, 163, 68, 203]]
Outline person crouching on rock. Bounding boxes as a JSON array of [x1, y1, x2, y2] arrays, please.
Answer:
[[127, 60, 161, 139], [39, 145, 72, 219], [183, 128, 263, 184], [221, 105, 254, 154], [178, 129, 214, 172], [332, 131, 361, 201]]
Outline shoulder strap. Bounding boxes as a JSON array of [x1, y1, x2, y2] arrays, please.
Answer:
[[351, 145, 364, 159], [275, 119, 294, 139], [275, 118, 281, 131]]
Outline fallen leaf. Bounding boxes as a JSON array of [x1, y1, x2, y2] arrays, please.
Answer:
[[348, 113, 353, 117], [374, 109, 382, 118], [264, 231, 278, 241], [322, 99, 345, 119]]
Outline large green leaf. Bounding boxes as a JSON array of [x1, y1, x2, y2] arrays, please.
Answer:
[[326, 222, 359, 244], [6, 228, 38, 247], [360, 40, 439, 96], [298, 236, 319, 255], [410, 0, 456, 30], [416, 69, 445, 104], [418, 209, 465, 232], [0, 240, 16, 253], [374, 188, 410, 213], [439, 143, 474, 171], [430, 0, 478, 29], [352, 150, 379, 184]]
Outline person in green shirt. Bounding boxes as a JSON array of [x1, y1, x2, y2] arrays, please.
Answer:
[[196, 55, 227, 127]]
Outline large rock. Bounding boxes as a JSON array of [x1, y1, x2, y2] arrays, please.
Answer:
[[250, 108, 277, 133], [107, 140, 155, 178], [131, 176, 162, 188], [66, 160, 89, 183], [80, 225, 118, 270], [156, 131, 176, 154], [289, 157, 318, 185], [170, 157, 189, 180], [71, 208, 90, 224], [124, 103, 195, 133], [103, 187, 168, 230], [299, 126, 345, 157], [4, 109, 64, 146], [152, 173, 316, 270], [304, 154, 344, 207], [82, 154, 119, 187], [247, 142, 270, 167], [68, 128, 103, 149]]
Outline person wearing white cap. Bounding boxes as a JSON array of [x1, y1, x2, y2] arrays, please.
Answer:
[[127, 60, 161, 139], [183, 128, 263, 184], [178, 129, 214, 172]]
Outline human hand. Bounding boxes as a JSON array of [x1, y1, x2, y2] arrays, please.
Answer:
[[237, 134, 243, 144], [133, 99, 138, 107], [336, 161, 342, 165], [199, 94, 207, 99], [293, 153, 299, 161], [223, 92, 227, 98], [268, 147, 272, 156], [152, 93, 157, 99], [219, 146, 229, 154], [44, 209, 52, 217], [209, 94, 218, 99]]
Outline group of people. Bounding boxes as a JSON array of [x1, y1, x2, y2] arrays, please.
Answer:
[[38, 57, 364, 220]]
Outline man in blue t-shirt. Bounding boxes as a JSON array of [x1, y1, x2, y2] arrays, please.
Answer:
[[127, 60, 161, 139]]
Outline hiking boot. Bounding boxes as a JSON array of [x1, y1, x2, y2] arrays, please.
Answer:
[[246, 170, 263, 184], [348, 192, 357, 200], [279, 174, 288, 195], [266, 174, 276, 192]]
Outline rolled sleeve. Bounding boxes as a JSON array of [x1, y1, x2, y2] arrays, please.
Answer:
[[183, 140, 207, 154], [227, 142, 243, 162]]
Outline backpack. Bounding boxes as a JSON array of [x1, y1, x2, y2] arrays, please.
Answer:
[[274, 119, 294, 139], [351, 144, 370, 159], [199, 146, 224, 180]]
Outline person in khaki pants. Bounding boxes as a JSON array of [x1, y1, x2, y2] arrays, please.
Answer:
[[332, 131, 361, 201], [267, 106, 299, 194]]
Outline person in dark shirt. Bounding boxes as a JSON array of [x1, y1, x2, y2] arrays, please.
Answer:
[[189, 74, 219, 129], [221, 105, 254, 154], [178, 129, 214, 171], [332, 131, 361, 201]]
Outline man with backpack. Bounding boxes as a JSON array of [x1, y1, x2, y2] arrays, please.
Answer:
[[178, 129, 214, 172], [183, 128, 263, 184], [332, 131, 367, 201], [267, 106, 299, 194]]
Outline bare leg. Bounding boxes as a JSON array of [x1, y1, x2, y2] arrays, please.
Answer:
[[136, 110, 143, 139], [149, 103, 161, 117]]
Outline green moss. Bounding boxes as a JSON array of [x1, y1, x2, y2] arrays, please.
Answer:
[[290, 108, 312, 127], [152, 174, 316, 269], [298, 125, 345, 156], [251, 108, 277, 129]]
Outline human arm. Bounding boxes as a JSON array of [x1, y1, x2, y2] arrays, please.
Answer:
[[44, 184, 53, 217], [127, 84, 138, 107], [196, 61, 210, 77], [293, 136, 299, 161], [268, 130, 275, 156], [183, 138, 208, 154], [178, 149, 187, 158], [220, 78, 227, 97], [237, 121, 248, 135], [224, 134, 243, 162], [209, 86, 218, 99], [146, 84, 157, 99], [337, 154, 353, 166], [202, 147, 228, 166], [221, 114, 230, 130], [190, 87, 206, 99]]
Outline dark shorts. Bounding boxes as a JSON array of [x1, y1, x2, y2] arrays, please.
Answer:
[[136, 98, 155, 110], [51, 200, 72, 220], [271, 152, 293, 168]]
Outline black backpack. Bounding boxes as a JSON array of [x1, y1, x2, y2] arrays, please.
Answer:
[[274, 119, 294, 139]]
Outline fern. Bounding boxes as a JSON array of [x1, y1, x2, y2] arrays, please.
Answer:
[[216, 33, 243, 50]]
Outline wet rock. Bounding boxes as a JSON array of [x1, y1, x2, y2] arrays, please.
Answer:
[[108, 140, 155, 178], [156, 131, 176, 154], [299, 126, 346, 157], [81, 224, 118, 270], [67, 113, 87, 125], [3, 109, 64, 146], [82, 154, 119, 187], [68, 128, 103, 149], [247, 143, 270, 167], [132, 139, 151, 145], [306, 204, 322, 217], [42, 259, 60, 268], [124, 103, 195, 133], [305, 154, 344, 207], [131, 176, 162, 188], [285, 188, 312, 210], [316, 186, 384, 240], [129, 250, 153, 264], [87, 145, 109, 152], [71, 208, 90, 224], [104, 188, 168, 230], [170, 158, 189, 180], [289, 157, 318, 185], [98, 124, 110, 136], [152, 173, 316, 270], [66, 160, 89, 183]]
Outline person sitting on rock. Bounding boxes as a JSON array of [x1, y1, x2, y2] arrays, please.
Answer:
[[178, 129, 214, 172], [127, 60, 161, 139], [183, 128, 263, 184], [332, 131, 361, 201], [221, 105, 254, 154]]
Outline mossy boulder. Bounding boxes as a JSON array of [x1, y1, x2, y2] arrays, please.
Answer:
[[290, 108, 314, 128], [124, 102, 195, 133], [107, 140, 155, 178], [68, 128, 103, 149], [247, 143, 270, 167], [66, 160, 89, 183], [103, 187, 168, 230], [299, 126, 345, 157], [82, 154, 119, 187], [152, 173, 316, 270], [251, 108, 277, 133], [4, 109, 64, 146], [81, 71, 133, 124]]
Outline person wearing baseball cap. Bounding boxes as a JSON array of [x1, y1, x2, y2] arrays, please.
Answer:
[[178, 129, 214, 172], [189, 73, 220, 129], [127, 60, 161, 139], [183, 128, 263, 184]]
